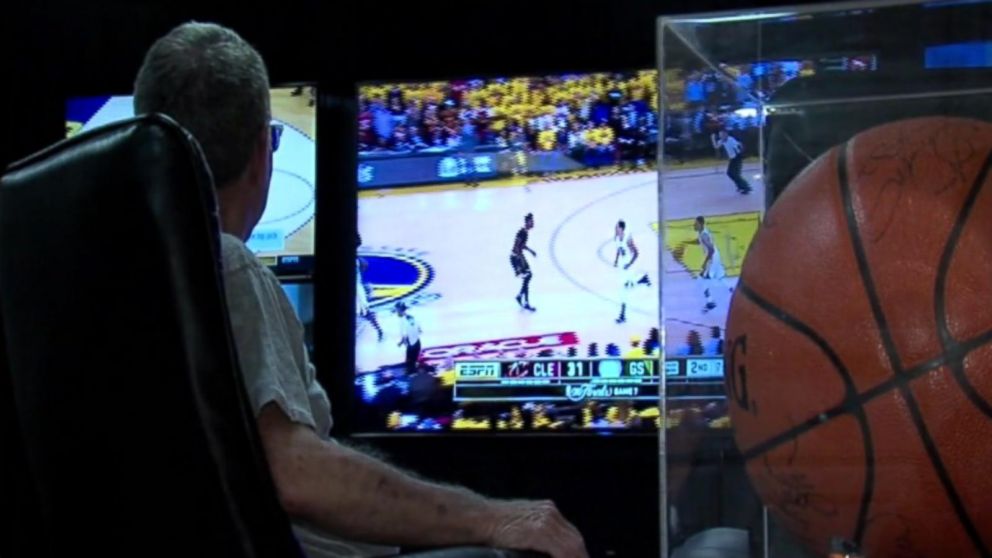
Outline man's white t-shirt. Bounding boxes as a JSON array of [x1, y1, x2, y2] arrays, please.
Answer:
[[220, 233, 398, 558]]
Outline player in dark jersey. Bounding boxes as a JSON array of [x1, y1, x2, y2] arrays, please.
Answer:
[[356, 234, 383, 341], [395, 301, 422, 375], [510, 213, 537, 311]]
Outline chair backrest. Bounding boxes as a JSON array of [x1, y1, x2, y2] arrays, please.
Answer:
[[0, 114, 303, 557]]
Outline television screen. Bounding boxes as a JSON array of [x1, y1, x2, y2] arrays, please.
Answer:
[[65, 86, 317, 277], [925, 41, 992, 68], [281, 280, 315, 356], [658, 53, 877, 430], [817, 53, 878, 72], [351, 64, 883, 434], [669, 59, 812, 115], [668, 55, 875, 114], [354, 71, 670, 433]]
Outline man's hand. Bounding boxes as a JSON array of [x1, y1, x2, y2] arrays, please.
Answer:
[[485, 500, 588, 558], [259, 404, 585, 551]]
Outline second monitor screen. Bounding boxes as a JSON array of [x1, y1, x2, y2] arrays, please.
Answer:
[[65, 86, 317, 276]]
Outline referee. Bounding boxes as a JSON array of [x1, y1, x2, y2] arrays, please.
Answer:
[[395, 301, 422, 375], [713, 129, 751, 194]]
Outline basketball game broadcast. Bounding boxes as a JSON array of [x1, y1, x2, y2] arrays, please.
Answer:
[[10, 3, 992, 558], [65, 86, 317, 276], [350, 65, 808, 433]]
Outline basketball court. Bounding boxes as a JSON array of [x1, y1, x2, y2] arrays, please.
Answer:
[[262, 88, 317, 256], [356, 162, 764, 373], [69, 88, 317, 258]]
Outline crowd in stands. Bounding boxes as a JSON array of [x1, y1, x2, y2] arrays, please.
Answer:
[[677, 60, 811, 110], [663, 61, 812, 161], [358, 72, 659, 167], [357, 62, 812, 167]]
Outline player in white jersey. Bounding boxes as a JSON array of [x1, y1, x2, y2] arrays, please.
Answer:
[[613, 220, 651, 324], [692, 216, 733, 313]]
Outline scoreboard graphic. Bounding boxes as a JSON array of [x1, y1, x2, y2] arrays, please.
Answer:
[[453, 358, 660, 402], [451, 357, 726, 404]]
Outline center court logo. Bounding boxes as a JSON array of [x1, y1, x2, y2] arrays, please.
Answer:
[[358, 248, 436, 309]]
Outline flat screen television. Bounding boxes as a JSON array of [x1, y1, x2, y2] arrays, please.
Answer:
[[65, 85, 317, 277], [282, 280, 315, 356], [351, 56, 883, 434], [354, 70, 669, 433]]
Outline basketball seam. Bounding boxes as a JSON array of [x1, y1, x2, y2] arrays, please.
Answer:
[[736, 279, 876, 544], [934, 148, 992, 424], [732, 132, 992, 555], [838, 139, 992, 557], [734, 317, 992, 457]]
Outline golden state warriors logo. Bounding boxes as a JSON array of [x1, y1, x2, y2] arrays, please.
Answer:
[[358, 248, 436, 309]]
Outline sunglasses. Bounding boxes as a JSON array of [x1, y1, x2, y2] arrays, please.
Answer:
[[271, 122, 284, 152]]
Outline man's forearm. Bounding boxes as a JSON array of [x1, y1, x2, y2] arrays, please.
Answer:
[[259, 404, 587, 558], [287, 437, 500, 547]]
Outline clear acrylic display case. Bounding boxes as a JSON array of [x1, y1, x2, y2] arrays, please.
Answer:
[[658, 1, 992, 557]]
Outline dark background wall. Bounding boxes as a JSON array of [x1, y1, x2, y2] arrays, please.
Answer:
[[1, 1, 823, 555]]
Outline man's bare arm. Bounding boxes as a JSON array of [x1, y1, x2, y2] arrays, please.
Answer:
[[256, 404, 587, 557]]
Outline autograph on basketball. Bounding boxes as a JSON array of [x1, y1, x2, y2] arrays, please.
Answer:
[[855, 119, 980, 242], [760, 452, 839, 533]]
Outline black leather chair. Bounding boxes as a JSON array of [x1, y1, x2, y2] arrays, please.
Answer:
[[0, 115, 544, 558], [0, 114, 305, 557]]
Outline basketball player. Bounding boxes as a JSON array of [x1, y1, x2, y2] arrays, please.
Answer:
[[691, 216, 733, 313], [613, 220, 651, 324], [511, 213, 537, 311], [395, 301, 422, 375], [712, 129, 751, 194], [356, 235, 383, 341]]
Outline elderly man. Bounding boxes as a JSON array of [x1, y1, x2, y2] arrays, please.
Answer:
[[133, 21, 586, 558]]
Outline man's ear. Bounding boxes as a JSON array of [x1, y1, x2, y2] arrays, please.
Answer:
[[258, 126, 271, 161], [245, 127, 271, 180]]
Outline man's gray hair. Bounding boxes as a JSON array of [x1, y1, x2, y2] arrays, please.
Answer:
[[134, 22, 270, 187]]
